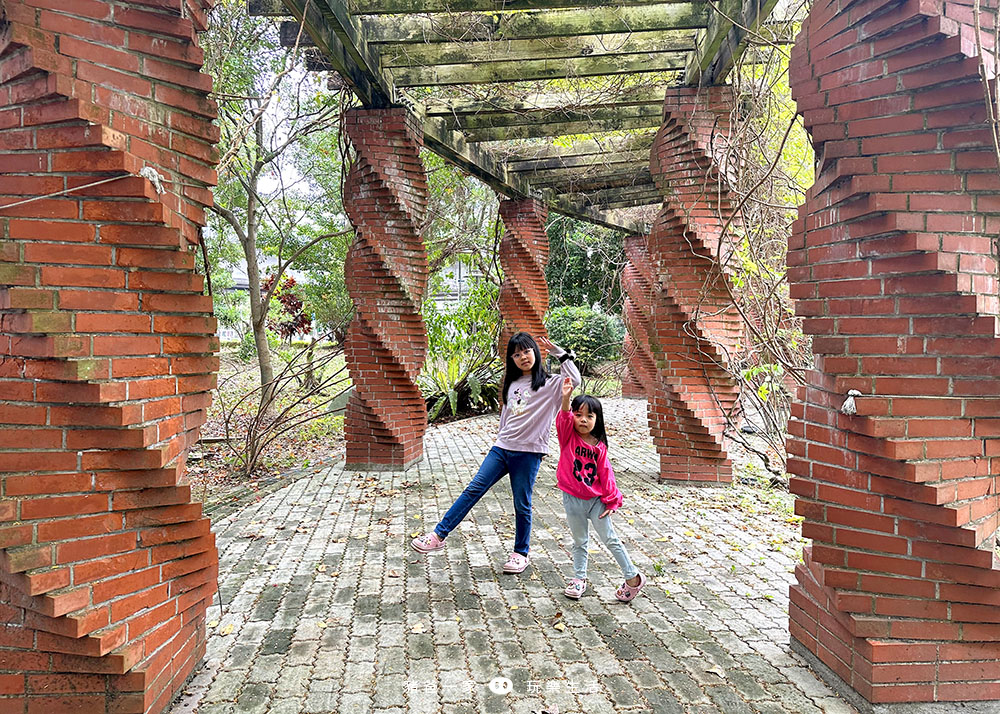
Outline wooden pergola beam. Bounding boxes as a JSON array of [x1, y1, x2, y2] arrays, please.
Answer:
[[392, 51, 686, 86], [442, 103, 662, 130], [423, 87, 664, 117], [379, 30, 696, 67], [464, 110, 663, 141], [350, 0, 687, 13], [280, 0, 394, 106], [361, 3, 711, 44], [558, 182, 663, 207], [507, 150, 650, 173], [530, 166, 653, 189], [685, 0, 782, 84]]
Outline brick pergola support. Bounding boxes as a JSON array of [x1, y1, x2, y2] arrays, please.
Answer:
[[789, 0, 1000, 709], [0, 1, 219, 712], [621, 234, 657, 399], [342, 108, 430, 470], [497, 197, 550, 350], [646, 87, 743, 484]]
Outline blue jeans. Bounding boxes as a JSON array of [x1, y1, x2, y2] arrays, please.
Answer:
[[434, 446, 543, 556], [563, 491, 638, 580]]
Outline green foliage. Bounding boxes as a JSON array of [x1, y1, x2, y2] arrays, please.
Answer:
[[420, 280, 501, 421], [545, 305, 625, 372], [238, 329, 279, 363], [546, 218, 625, 312]]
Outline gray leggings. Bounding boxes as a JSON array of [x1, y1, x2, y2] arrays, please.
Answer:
[[562, 491, 638, 580]]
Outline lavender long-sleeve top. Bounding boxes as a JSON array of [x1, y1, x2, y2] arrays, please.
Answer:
[[494, 346, 582, 455]]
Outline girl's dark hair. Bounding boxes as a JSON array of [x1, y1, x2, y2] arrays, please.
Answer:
[[502, 332, 550, 403], [571, 394, 608, 446]]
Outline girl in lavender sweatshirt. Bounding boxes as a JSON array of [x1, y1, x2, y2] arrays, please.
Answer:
[[411, 332, 580, 574]]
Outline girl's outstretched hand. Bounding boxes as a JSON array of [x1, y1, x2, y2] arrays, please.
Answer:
[[561, 376, 573, 398], [599, 508, 612, 519], [536, 335, 555, 354]]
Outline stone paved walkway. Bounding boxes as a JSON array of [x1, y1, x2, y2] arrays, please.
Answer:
[[169, 399, 857, 714]]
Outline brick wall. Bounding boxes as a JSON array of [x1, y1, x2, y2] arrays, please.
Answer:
[[0, 0, 219, 712], [789, 0, 1000, 705], [342, 108, 430, 469], [621, 234, 657, 399], [498, 198, 550, 352], [647, 87, 743, 483]]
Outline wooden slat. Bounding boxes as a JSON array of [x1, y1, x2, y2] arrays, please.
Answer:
[[463, 107, 663, 141], [498, 133, 655, 162], [559, 182, 663, 206], [362, 3, 710, 44], [508, 150, 650, 173], [380, 30, 695, 67], [598, 194, 663, 209], [280, 0, 394, 106], [392, 51, 686, 86], [685, 0, 782, 84], [424, 87, 663, 116], [249, 0, 289, 17], [445, 103, 661, 130], [350, 0, 692, 13], [531, 166, 652, 189]]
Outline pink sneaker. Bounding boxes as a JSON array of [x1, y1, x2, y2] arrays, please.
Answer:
[[564, 578, 587, 599], [502, 552, 530, 574], [411, 531, 445, 553], [616, 572, 647, 602]]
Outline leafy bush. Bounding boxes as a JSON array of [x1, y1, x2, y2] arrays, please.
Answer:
[[420, 279, 501, 421], [237, 329, 280, 363], [545, 305, 626, 372]]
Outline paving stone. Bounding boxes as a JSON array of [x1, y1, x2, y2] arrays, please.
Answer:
[[166, 402, 857, 714]]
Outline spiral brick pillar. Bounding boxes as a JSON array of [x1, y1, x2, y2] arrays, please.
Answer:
[[0, 0, 219, 712], [342, 108, 430, 469], [621, 234, 657, 399], [647, 87, 743, 483], [788, 0, 1000, 708], [498, 198, 550, 351]]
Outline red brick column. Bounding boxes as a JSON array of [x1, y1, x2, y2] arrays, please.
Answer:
[[788, 0, 1000, 707], [342, 108, 430, 469], [0, 1, 219, 712], [647, 87, 743, 483], [498, 198, 549, 351], [621, 234, 656, 399]]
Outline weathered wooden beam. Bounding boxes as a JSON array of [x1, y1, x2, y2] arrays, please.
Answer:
[[559, 182, 663, 207], [280, 20, 316, 46], [424, 87, 664, 117], [279, 0, 393, 106], [392, 51, 686, 86], [249, 0, 289, 16], [598, 194, 663, 209], [380, 30, 695, 67], [445, 103, 662, 131], [498, 133, 655, 162], [350, 0, 690, 13], [685, 0, 781, 84], [531, 167, 653, 190], [508, 150, 650, 173], [362, 3, 710, 44], [463, 107, 663, 141]]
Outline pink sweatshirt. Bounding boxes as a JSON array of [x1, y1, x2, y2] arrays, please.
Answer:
[[554, 410, 623, 510]]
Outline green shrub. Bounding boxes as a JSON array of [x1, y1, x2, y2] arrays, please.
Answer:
[[237, 329, 280, 363], [545, 305, 625, 372]]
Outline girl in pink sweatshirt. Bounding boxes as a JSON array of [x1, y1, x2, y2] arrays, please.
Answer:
[[556, 378, 645, 601]]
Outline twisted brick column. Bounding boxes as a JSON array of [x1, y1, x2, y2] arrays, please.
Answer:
[[0, 1, 219, 712], [789, 0, 1000, 707], [647, 87, 743, 483], [498, 198, 549, 350], [342, 108, 430, 469], [621, 234, 657, 399]]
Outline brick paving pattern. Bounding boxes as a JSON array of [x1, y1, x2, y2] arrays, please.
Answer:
[[169, 399, 856, 714]]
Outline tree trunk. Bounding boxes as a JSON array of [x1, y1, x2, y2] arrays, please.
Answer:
[[245, 116, 276, 409]]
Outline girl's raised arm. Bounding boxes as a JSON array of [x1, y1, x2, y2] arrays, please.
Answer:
[[536, 335, 582, 388], [561, 376, 572, 412]]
